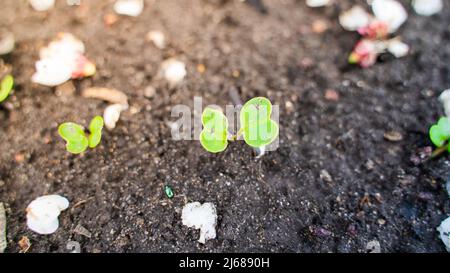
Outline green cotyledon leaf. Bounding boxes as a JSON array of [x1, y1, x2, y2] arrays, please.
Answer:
[[66, 138, 89, 154], [0, 75, 14, 102], [429, 117, 450, 148], [239, 97, 278, 148], [58, 122, 88, 154], [239, 97, 272, 127], [242, 118, 279, 148], [88, 116, 104, 148], [200, 107, 228, 153], [58, 122, 86, 143]]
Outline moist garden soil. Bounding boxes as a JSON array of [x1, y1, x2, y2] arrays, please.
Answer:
[[0, 0, 449, 253]]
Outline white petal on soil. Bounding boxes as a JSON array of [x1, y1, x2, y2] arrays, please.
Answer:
[[147, 31, 166, 49], [371, 0, 407, 33], [103, 103, 128, 130], [40, 33, 85, 60], [412, 0, 443, 16], [306, 0, 331, 8], [26, 195, 69, 235], [32, 59, 73, 87], [439, 89, 450, 117], [33, 33, 93, 86], [29, 0, 55, 11], [339, 5, 371, 31], [182, 202, 217, 244], [387, 39, 409, 58], [0, 30, 15, 55], [437, 217, 450, 252], [113, 0, 144, 17], [160, 58, 187, 87]]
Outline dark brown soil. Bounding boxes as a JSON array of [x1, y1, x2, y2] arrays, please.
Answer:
[[0, 0, 449, 253]]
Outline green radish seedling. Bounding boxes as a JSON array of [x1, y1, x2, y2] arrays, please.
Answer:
[[200, 107, 229, 153], [429, 117, 450, 156], [200, 97, 279, 154], [0, 75, 13, 103], [58, 116, 104, 154]]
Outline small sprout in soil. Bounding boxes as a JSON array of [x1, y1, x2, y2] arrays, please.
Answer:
[[0, 74, 13, 103], [429, 117, 450, 158], [164, 185, 174, 199], [58, 116, 104, 154], [200, 97, 279, 154]]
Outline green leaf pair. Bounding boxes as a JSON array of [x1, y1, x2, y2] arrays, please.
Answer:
[[429, 117, 450, 153], [0, 75, 14, 103], [58, 116, 104, 154], [200, 97, 279, 153]]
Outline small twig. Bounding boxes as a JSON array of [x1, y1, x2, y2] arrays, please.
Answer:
[[71, 197, 94, 210]]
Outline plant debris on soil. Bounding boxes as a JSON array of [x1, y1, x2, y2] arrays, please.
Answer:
[[0, 0, 449, 253]]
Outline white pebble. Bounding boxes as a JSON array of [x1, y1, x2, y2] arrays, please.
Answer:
[[387, 38, 409, 58], [29, 0, 55, 11], [339, 5, 371, 31], [113, 0, 144, 17], [182, 202, 217, 244], [147, 31, 166, 49], [26, 195, 69, 235], [103, 103, 128, 130], [160, 58, 187, 87], [412, 0, 442, 16], [306, 0, 331, 8], [0, 30, 15, 55], [437, 217, 450, 252], [371, 0, 407, 33], [439, 89, 450, 117], [32, 58, 73, 86]]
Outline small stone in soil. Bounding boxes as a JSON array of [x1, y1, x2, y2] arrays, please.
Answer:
[[73, 224, 92, 238], [309, 226, 333, 237], [55, 81, 75, 97], [417, 192, 434, 201], [383, 131, 403, 142], [410, 146, 432, 165], [18, 236, 31, 253], [104, 13, 119, 27], [366, 240, 381, 253], [312, 20, 328, 33], [324, 89, 339, 101], [144, 86, 156, 98], [0, 203, 5, 253], [319, 170, 333, 183], [365, 159, 375, 170]]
